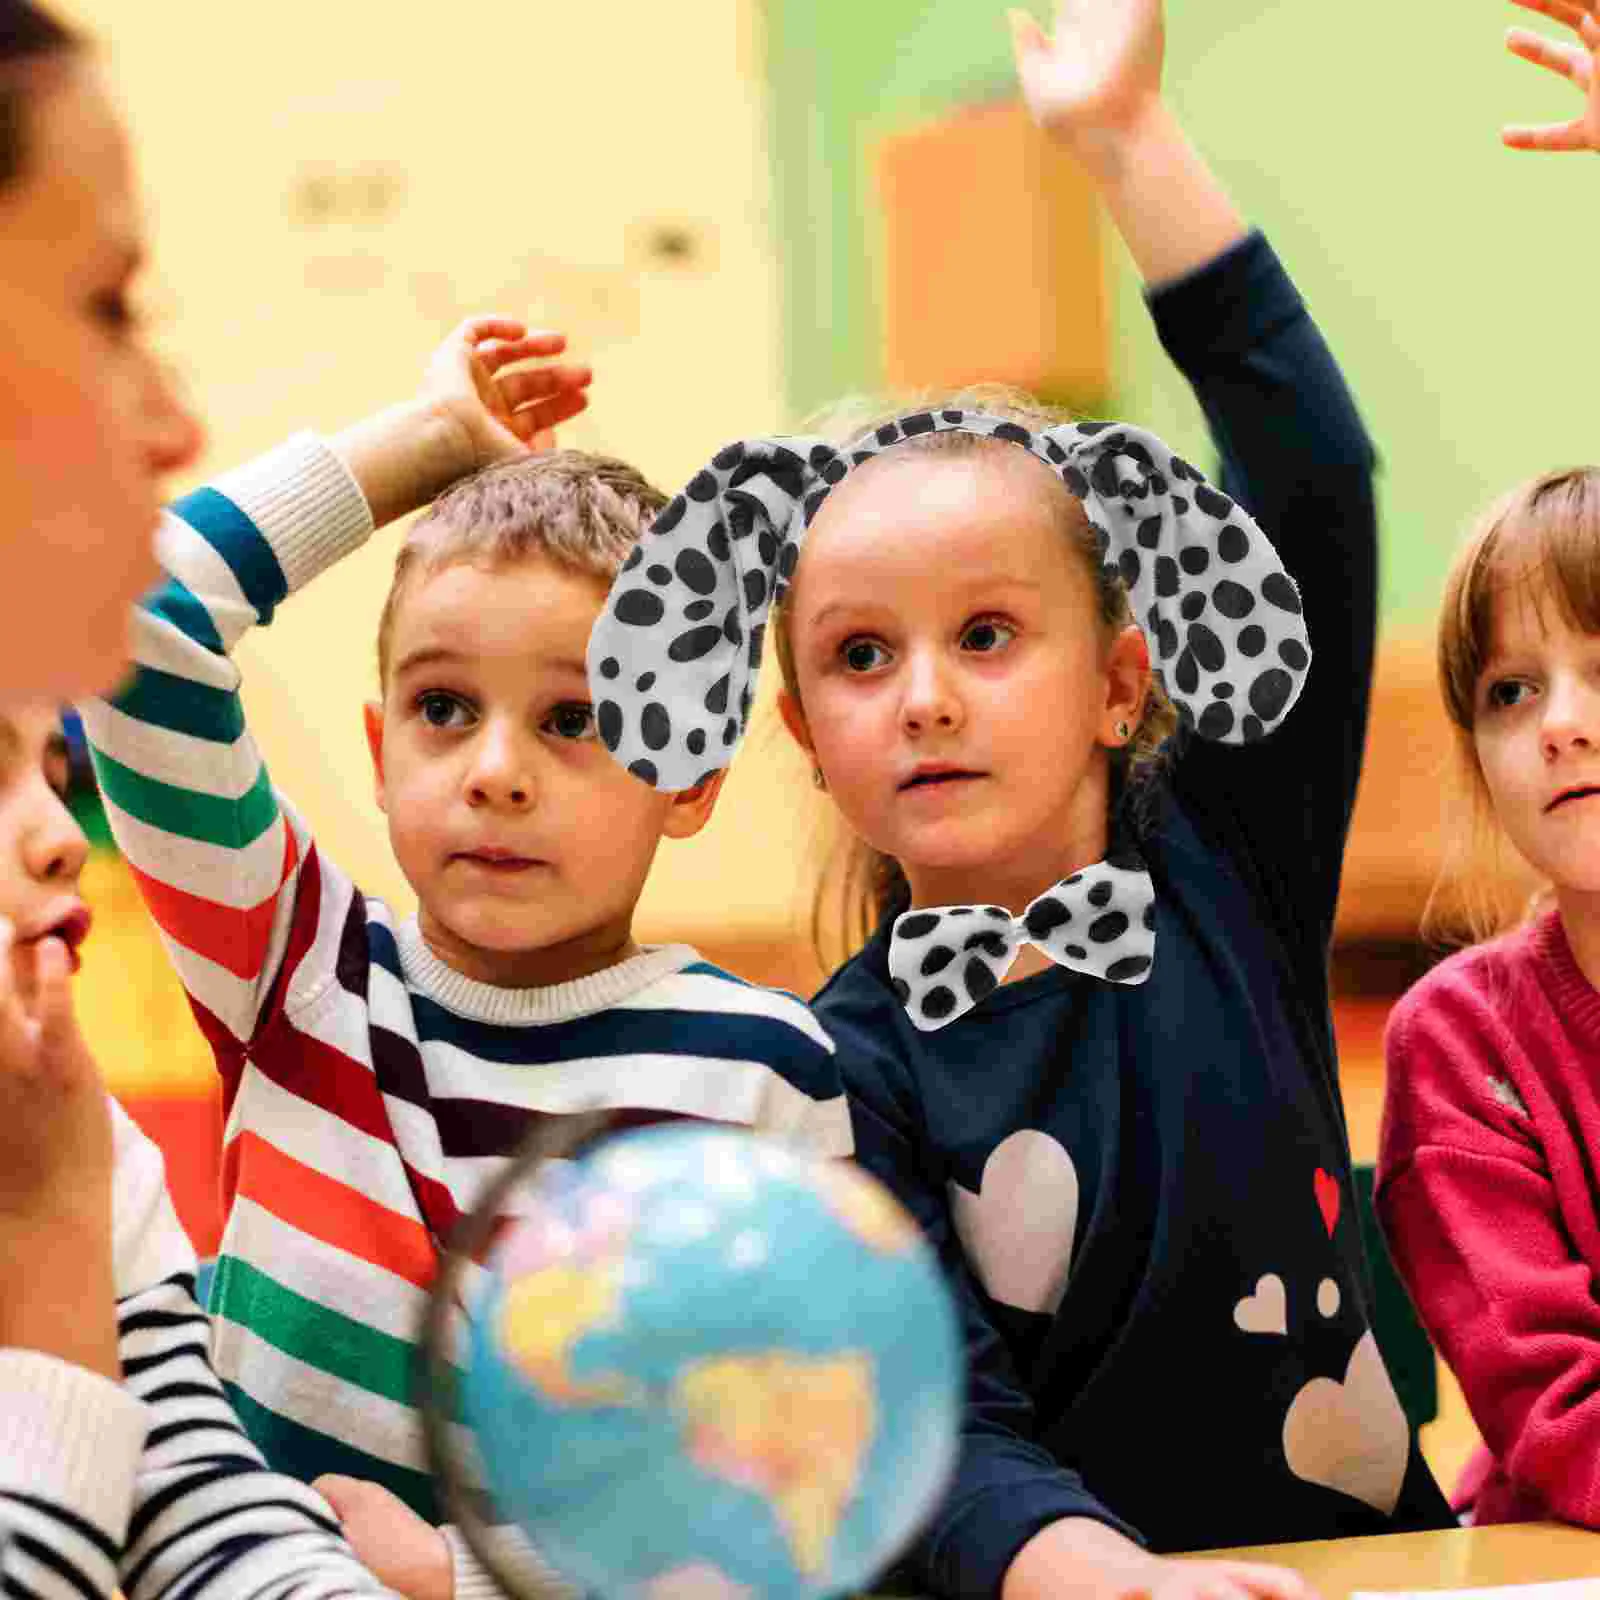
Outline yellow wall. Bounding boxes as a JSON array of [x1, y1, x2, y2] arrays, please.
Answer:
[[61, 0, 827, 948]]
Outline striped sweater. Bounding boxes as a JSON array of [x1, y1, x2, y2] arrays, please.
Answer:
[[0, 1100, 395, 1599], [80, 434, 852, 1541]]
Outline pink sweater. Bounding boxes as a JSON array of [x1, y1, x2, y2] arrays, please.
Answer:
[[1379, 907, 1600, 1525]]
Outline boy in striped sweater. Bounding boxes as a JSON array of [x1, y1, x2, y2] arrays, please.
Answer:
[[79, 318, 852, 1598]]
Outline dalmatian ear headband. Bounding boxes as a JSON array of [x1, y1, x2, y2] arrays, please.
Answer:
[[586, 410, 1311, 1029], [587, 410, 1311, 793]]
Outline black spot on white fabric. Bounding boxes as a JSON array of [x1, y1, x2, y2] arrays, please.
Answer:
[[722, 607, 743, 647], [964, 930, 1009, 959], [705, 675, 730, 715], [1156, 619, 1180, 661], [654, 497, 687, 535], [1279, 639, 1309, 670], [1089, 911, 1129, 943], [744, 570, 767, 611], [676, 549, 718, 596], [598, 700, 623, 751], [964, 960, 998, 1004], [1119, 550, 1142, 588], [1187, 623, 1225, 673], [687, 471, 718, 503], [1181, 592, 1207, 622], [1087, 880, 1113, 909], [1025, 898, 1071, 940], [1199, 701, 1235, 740], [1064, 465, 1091, 499], [668, 625, 723, 663], [636, 671, 656, 692], [1137, 515, 1163, 549], [707, 524, 730, 562], [921, 946, 955, 976], [628, 758, 658, 784], [1261, 572, 1302, 614], [1194, 483, 1233, 519], [1212, 579, 1255, 619], [647, 564, 671, 586], [1179, 546, 1211, 576], [1155, 557, 1180, 598], [599, 657, 620, 680], [1217, 524, 1250, 564], [1176, 647, 1200, 694], [992, 421, 1031, 446], [922, 986, 957, 1021], [616, 590, 665, 627], [1238, 625, 1267, 657], [899, 913, 940, 939], [748, 623, 766, 669], [683, 599, 715, 622], [1107, 954, 1152, 981], [687, 728, 706, 756], [623, 548, 644, 572], [1214, 681, 1234, 698], [1249, 668, 1294, 722], [640, 704, 671, 750]]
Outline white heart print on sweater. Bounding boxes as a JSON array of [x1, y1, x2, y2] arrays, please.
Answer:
[[949, 1130, 1080, 1316]]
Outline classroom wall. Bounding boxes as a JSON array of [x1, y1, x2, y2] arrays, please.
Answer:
[[764, 0, 1595, 629], [56, 0, 830, 955]]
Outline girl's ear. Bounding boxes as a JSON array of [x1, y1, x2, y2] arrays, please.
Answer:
[[777, 688, 814, 758], [362, 701, 388, 814], [1101, 623, 1152, 746]]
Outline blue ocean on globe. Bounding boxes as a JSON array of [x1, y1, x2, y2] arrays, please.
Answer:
[[461, 1124, 961, 1600]]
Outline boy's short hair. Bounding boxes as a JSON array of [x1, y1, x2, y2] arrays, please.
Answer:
[[376, 450, 667, 687]]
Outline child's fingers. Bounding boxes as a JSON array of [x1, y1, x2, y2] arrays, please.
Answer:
[[1509, 0, 1598, 32], [1007, 7, 1050, 59], [1502, 117, 1594, 146], [496, 364, 593, 412], [452, 315, 528, 350], [511, 389, 591, 443], [28, 938, 78, 1080], [1507, 25, 1591, 79], [476, 333, 572, 376]]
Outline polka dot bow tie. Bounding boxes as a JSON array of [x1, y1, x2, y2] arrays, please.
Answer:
[[888, 856, 1156, 1031]]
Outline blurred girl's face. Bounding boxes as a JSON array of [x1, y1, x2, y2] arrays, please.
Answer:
[[0, 706, 90, 974], [0, 60, 202, 705]]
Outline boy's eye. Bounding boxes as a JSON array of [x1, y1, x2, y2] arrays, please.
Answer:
[[841, 638, 890, 673], [962, 619, 1016, 653], [90, 290, 138, 339], [546, 703, 596, 741], [416, 691, 474, 729]]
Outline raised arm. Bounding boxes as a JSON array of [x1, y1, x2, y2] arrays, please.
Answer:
[[78, 324, 588, 1066], [1015, 0, 1376, 960]]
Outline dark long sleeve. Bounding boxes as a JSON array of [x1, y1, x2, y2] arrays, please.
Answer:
[[1152, 231, 1379, 970]]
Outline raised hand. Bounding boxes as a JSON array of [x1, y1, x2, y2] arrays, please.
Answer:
[[422, 316, 593, 468], [1503, 0, 1600, 151], [1008, 0, 1166, 167]]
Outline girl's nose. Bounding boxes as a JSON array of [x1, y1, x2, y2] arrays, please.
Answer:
[[900, 652, 963, 736]]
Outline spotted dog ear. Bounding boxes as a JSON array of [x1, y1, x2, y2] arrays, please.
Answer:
[[587, 436, 836, 792], [1044, 420, 1311, 744]]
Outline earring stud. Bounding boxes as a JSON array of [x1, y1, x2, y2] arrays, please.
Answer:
[[1116, 721, 1130, 741], [812, 766, 828, 791]]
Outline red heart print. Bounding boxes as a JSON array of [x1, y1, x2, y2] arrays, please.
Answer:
[[1314, 1169, 1340, 1236]]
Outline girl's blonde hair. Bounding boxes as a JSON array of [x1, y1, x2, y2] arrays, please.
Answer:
[[770, 384, 1178, 966], [1423, 466, 1600, 948]]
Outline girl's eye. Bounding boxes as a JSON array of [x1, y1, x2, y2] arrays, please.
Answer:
[[416, 691, 474, 729], [1485, 679, 1533, 711], [841, 638, 890, 673], [962, 619, 1016, 653], [546, 703, 596, 741]]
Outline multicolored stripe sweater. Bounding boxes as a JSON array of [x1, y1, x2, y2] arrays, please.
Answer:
[[0, 1099, 397, 1599], [80, 434, 852, 1573]]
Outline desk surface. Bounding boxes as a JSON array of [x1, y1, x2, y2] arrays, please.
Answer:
[[1190, 1524, 1600, 1595]]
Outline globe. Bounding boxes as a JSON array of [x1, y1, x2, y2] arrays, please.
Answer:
[[454, 1124, 961, 1600]]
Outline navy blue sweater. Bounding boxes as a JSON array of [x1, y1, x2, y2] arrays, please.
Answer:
[[813, 233, 1453, 1598]]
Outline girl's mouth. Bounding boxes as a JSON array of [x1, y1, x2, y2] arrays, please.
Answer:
[[19, 905, 92, 973], [1547, 786, 1600, 813], [899, 770, 983, 792]]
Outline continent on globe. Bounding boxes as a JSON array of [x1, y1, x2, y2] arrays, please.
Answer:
[[499, 1255, 639, 1407], [675, 1352, 875, 1577]]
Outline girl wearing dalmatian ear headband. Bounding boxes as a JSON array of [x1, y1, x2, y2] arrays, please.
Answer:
[[589, 0, 1457, 1590], [589, 409, 1311, 1025]]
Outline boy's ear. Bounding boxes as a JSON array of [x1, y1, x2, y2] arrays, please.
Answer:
[[363, 701, 388, 813], [659, 770, 728, 842], [777, 688, 813, 758]]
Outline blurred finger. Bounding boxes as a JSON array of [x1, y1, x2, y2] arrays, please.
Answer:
[[1507, 24, 1591, 76], [1221, 1561, 1320, 1600], [1503, 117, 1595, 146], [511, 388, 591, 440], [1509, 0, 1598, 32], [496, 364, 593, 411], [474, 331, 570, 373], [29, 938, 75, 1075], [453, 316, 527, 349]]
